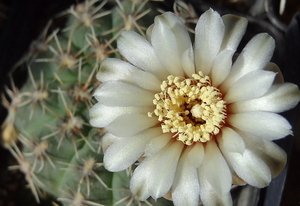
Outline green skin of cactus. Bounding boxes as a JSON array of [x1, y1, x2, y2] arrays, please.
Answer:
[[13, 1, 173, 205]]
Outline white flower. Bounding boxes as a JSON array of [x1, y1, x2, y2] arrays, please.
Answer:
[[90, 9, 300, 206]]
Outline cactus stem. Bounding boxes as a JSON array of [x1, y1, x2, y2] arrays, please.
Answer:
[[57, 187, 105, 206], [52, 72, 95, 108], [1, 77, 26, 148], [41, 89, 96, 158], [87, 26, 119, 62], [75, 128, 96, 152], [41, 117, 82, 158], [52, 58, 98, 108], [58, 157, 108, 197], [101, 0, 152, 37], [63, 0, 112, 31], [1, 123, 19, 149], [89, 129, 107, 154], [74, 58, 98, 106], [113, 188, 154, 206], [19, 133, 55, 172], [7, 141, 44, 203], [2, 77, 27, 110], [35, 32, 80, 69], [168, 1, 198, 34], [29, 23, 59, 54], [23, 68, 49, 120], [55, 88, 96, 153], [173, 0, 198, 23], [72, 85, 94, 106], [67, 30, 92, 61], [115, 0, 150, 36]]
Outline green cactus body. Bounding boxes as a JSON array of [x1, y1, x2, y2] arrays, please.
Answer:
[[2, 0, 177, 205]]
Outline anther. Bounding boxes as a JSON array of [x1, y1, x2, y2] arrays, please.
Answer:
[[150, 72, 227, 145]]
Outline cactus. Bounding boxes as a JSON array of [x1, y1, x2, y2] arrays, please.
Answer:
[[3, 0, 296, 205], [1, 0, 183, 205]]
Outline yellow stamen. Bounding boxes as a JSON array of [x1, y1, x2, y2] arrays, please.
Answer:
[[149, 72, 227, 145]]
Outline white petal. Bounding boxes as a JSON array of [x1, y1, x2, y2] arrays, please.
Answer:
[[97, 58, 135, 83], [101, 133, 121, 153], [181, 47, 195, 77], [94, 81, 154, 107], [220, 14, 248, 51], [198, 177, 233, 206], [228, 111, 292, 141], [263, 62, 284, 83], [220, 33, 275, 92], [148, 141, 184, 199], [130, 156, 153, 200], [172, 147, 200, 206], [103, 127, 162, 172], [199, 141, 231, 196], [229, 82, 300, 113], [117, 31, 169, 80], [198, 142, 232, 206], [231, 171, 247, 185], [194, 8, 224, 75], [241, 132, 287, 177], [106, 114, 158, 137], [210, 14, 248, 87], [210, 49, 234, 87], [218, 127, 245, 154], [146, 24, 154, 43], [131, 70, 161, 92], [152, 12, 191, 76], [89, 103, 154, 128], [220, 147, 272, 188], [187, 143, 204, 168], [224, 70, 276, 103], [144, 133, 172, 157], [132, 141, 183, 201]]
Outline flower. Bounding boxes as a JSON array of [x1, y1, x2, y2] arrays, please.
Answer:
[[89, 9, 300, 206]]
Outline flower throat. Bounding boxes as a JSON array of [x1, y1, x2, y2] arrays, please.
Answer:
[[148, 72, 227, 145]]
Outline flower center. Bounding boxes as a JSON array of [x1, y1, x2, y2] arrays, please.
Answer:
[[148, 72, 227, 145]]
